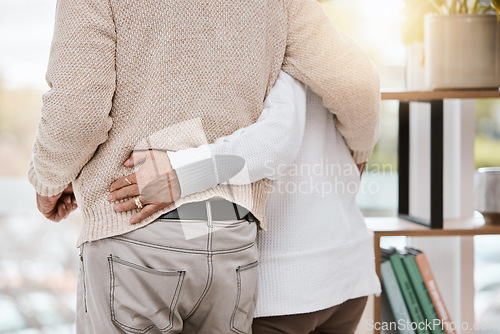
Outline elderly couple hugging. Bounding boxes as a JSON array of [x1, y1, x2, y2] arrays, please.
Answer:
[[30, 0, 381, 333]]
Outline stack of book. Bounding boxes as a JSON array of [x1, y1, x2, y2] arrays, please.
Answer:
[[380, 247, 456, 334]]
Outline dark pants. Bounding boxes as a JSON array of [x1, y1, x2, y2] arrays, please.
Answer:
[[252, 296, 368, 334]]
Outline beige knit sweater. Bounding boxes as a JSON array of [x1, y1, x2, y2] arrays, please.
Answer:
[[29, 0, 380, 245]]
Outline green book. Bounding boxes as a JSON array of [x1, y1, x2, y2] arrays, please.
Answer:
[[390, 253, 431, 334], [402, 253, 445, 334], [381, 260, 415, 334]]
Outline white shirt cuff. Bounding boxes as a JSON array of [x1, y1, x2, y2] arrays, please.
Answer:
[[167, 145, 218, 198]]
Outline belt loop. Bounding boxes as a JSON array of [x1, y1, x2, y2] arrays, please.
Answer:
[[79, 243, 84, 260], [205, 201, 213, 227], [232, 203, 242, 220]]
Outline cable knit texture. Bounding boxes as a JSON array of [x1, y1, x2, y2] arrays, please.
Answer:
[[29, 0, 380, 246]]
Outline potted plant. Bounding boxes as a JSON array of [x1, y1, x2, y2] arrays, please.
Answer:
[[402, 0, 500, 90]]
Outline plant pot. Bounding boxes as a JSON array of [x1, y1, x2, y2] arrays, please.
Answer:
[[475, 167, 500, 225], [424, 14, 500, 90]]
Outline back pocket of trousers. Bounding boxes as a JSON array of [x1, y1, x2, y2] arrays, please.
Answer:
[[230, 261, 259, 334], [108, 255, 185, 334]]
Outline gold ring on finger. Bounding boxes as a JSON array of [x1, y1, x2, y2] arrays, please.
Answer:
[[134, 197, 143, 209]]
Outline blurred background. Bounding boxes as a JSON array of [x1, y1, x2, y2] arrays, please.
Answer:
[[0, 0, 499, 333]]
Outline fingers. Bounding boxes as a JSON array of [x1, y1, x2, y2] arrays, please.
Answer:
[[110, 173, 137, 192], [357, 162, 366, 178], [108, 184, 140, 202], [56, 201, 68, 222], [43, 199, 66, 222], [124, 150, 149, 167], [64, 195, 72, 209], [47, 212, 61, 223], [72, 196, 78, 210], [67, 195, 78, 211], [39, 194, 77, 223], [129, 203, 168, 224], [36, 193, 62, 216], [112, 197, 141, 213]]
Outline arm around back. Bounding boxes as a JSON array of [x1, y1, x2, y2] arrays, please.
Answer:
[[282, 0, 380, 164], [167, 71, 307, 198]]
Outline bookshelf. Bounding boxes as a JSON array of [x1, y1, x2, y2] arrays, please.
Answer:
[[366, 90, 500, 334], [366, 216, 500, 333], [381, 90, 500, 101], [381, 89, 500, 228]]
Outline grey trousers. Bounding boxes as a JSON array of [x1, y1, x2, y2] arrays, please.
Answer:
[[76, 205, 258, 334]]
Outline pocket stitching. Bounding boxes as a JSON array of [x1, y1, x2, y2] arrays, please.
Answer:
[[111, 255, 185, 276], [230, 261, 259, 334], [80, 244, 88, 313], [108, 255, 185, 334]]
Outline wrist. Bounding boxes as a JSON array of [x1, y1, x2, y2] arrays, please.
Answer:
[[357, 162, 367, 175], [351, 149, 373, 165], [167, 146, 218, 197]]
